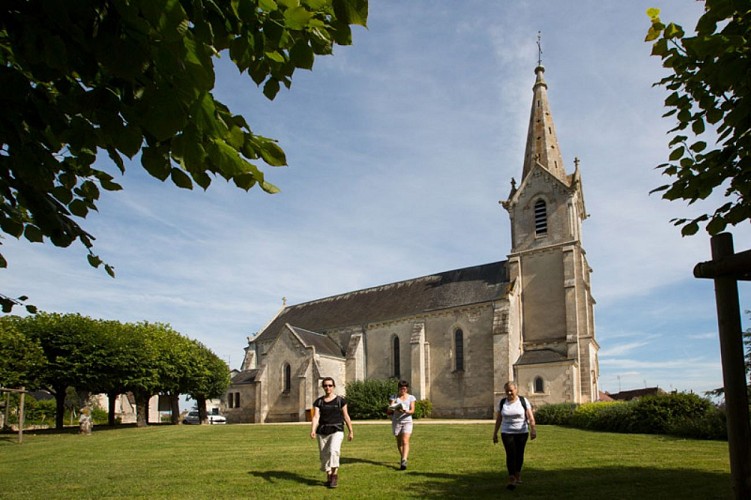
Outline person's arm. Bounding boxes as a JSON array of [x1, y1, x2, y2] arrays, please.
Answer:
[[527, 405, 537, 440], [342, 404, 354, 441], [310, 406, 320, 439], [492, 410, 502, 444]]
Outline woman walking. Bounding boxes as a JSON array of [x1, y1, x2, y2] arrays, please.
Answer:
[[387, 379, 416, 470], [310, 377, 354, 488], [492, 381, 536, 490]]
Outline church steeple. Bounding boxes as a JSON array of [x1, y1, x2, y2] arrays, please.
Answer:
[[521, 65, 567, 183]]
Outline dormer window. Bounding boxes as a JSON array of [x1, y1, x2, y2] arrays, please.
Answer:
[[534, 199, 548, 235]]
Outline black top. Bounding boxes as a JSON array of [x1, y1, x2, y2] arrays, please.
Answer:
[[314, 396, 346, 426]]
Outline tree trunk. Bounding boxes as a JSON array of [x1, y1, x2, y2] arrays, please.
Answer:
[[197, 395, 207, 424], [53, 385, 66, 430], [169, 393, 180, 424], [134, 391, 150, 427], [107, 391, 118, 426]]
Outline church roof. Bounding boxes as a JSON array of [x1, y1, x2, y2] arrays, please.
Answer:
[[231, 369, 260, 384], [287, 325, 346, 358], [516, 349, 569, 365], [254, 261, 509, 343]]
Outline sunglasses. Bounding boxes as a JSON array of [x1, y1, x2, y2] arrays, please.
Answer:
[[322, 384, 334, 388]]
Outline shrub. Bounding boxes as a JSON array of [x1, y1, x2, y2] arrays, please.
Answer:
[[534, 403, 576, 425], [414, 399, 432, 419], [628, 392, 712, 435], [345, 378, 398, 420]]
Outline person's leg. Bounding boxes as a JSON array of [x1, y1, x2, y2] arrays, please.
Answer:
[[400, 432, 411, 461], [317, 435, 331, 485], [513, 433, 529, 483], [500, 433, 517, 488], [327, 432, 344, 487]]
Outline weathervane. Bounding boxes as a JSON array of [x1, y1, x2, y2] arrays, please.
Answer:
[[537, 31, 543, 66]]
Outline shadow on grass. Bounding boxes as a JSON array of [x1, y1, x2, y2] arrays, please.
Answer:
[[404, 466, 731, 499], [248, 470, 320, 487], [342, 456, 395, 469]]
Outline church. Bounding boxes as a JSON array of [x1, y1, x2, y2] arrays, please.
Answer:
[[224, 64, 599, 423]]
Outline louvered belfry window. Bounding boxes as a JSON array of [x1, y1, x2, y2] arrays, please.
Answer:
[[534, 199, 548, 235]]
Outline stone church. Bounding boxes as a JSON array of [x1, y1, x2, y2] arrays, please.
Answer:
[[225, 65, 599, 423]]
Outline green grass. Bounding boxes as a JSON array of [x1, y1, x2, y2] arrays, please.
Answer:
[[0, 422, 731, 499]]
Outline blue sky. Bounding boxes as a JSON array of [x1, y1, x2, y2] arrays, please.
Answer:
[[3, 1, 749, 398]]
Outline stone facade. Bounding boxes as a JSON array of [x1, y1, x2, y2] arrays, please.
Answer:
[[225, 65, 599, 423]]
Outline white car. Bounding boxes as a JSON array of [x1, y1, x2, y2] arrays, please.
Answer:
[[183, 410, 226, 425]]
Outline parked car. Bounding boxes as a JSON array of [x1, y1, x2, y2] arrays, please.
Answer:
[[183, 410, 226, 425]]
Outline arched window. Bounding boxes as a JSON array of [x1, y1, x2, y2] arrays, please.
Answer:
[[454, 329, 464, 372], [283, 363, 291, 393], [534, 376, 544, 394], [234, 392, 240, 408], [534, 199, 547, 235], [393, 336, 401, 378]]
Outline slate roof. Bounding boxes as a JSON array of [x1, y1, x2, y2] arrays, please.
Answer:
[[254, 261, 509, 344], [516, 349, 569, 365], [287, 325, 346, 358], [231, 369, 259, 384]]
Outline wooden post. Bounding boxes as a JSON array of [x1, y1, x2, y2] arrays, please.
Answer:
[[704, 233, 751, 499], [18, 386, 25, 445]]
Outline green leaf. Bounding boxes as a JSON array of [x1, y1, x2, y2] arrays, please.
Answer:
[[263, 78, 281, 100], [69, 199, 89, 217], [691, 118, 705, 134], [333, 0, 368, 27], [87, 254, 102, 268], [669, 146, 685, 161], [170, 168, 194, 189], [646, 7, 661, 20], [690, 141, 707, 153], [142, 146, 172, 181], [256, 137, 287, 166], [24, 225, 44, 243], [284, 6, 314, 30], [681, 221, 699, 236], [290, 40, 314, 69]]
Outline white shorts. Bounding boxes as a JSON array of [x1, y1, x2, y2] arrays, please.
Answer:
[[392, 419, 413, 436]]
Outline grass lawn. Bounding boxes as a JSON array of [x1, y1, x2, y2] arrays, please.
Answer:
[[0, 421, 731, 499]]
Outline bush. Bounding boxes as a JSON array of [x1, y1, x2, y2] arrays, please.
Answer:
[[414, 399, 432, 419], [627, 392, 712, 435], [534, 403, 576, 425], [667, 406, 727, 440], [345, 378, 398, 420]]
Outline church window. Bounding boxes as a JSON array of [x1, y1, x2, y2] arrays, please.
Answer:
[[228, 393, 233, 409], [534, 376, 544, 394], [283, 363, 291, 394], [393, 336, 401, 378], [454, 329, 464, 372], [534, 199, 547, 235], [235, 392, 240, 408]]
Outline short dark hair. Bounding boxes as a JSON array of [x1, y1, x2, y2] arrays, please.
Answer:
[[322, 377, 335, 387], [398, 379, 409, 388]]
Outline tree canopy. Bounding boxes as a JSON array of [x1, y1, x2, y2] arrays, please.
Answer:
[[646, 1, 750, 236], [0, 0, 368, 312]]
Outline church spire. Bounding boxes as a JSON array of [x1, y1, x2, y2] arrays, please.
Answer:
[[521, 64, 567, 183]]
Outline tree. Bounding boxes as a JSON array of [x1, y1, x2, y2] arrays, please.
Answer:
[[185, 341, 230, 424], [645, 2, 750, 236], [13, 312, 105, 429], [0, 316, 46, 389], [0, 0, 368, 311]]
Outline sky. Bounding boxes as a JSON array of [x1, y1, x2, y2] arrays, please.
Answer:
[[3, 1, 750, 399]]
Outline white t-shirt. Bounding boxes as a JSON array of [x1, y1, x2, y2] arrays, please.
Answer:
[[500, 397, 529, 434], [390, 394, 417, 422]]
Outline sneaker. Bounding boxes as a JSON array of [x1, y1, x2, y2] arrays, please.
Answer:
[[400, 459, 407, 470], [329, 474, 338, 488]]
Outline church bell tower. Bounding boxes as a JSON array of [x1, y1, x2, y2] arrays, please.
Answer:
[[501, 64, 599, 403]]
